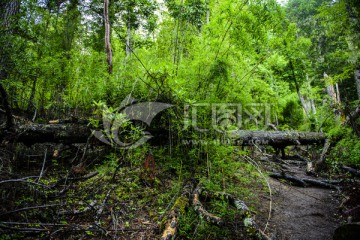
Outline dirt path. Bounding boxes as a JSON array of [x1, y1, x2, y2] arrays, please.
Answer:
[[258, 162, 341, 240]]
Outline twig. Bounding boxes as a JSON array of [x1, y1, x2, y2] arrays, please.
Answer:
[[0, 224, 48, 232], [0, 178, 51, 189], [37, 148, 47, 183], [52, 171, 99, 188], [58, 200, 97, 215], [95, 186, 115, 225], [0, 222, 68, 226], [0, 204, 61, 216]]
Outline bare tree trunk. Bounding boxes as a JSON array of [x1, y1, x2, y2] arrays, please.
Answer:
[[0, 83, 14, 129], [0, 0, 20, 130], [335, 83, 341, 103], [126, 9, 131, 56], [0, 0, 20, 29], [311, 99, 316, 115], [104, 0, 112, 74], [289, 60, 309, 117]]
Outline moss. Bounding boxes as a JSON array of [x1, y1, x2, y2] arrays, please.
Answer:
[[173, 196, 189, 214]]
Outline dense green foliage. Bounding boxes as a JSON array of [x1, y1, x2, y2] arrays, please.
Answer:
[[0, 0, 358, 125], [0, 0, 360, 238]]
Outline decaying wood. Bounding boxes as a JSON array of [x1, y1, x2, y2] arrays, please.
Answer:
[[192, 185, 224, 225], [232, 130, 325, 147], [161, 180, 193, 240], [48, 117, 89, 124], [306, 162, 315, 174], [8, 123, 326, 148], [15, 124, 91, 144], [315, 139, 331, 171]]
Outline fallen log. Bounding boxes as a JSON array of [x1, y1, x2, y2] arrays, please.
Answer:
[[14, 124, 91, 144], [5, 123, 326, 148], [161, 180, 193, 240], [231, 130, 326, 147], [192, 185, 224, 225]]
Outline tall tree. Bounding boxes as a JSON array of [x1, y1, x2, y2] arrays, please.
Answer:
[[0, 0, 20, 129], [104, 0, 113, 74]]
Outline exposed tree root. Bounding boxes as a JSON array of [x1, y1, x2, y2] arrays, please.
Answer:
[[342, 166, 360, 177], [269, 172, 340, 190], [269, 172, 307, 187], [192, 185, 271, 240], [192, 185, 224, 225]]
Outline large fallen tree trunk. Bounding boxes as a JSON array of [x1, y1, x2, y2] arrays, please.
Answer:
[[14, 124, 91, 144], [231, 130, 325, 147], [4, 123, 326, 147]]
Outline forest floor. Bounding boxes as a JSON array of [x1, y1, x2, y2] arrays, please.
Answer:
[[256, 160, 341, 240], [1, 142, 358, 239]]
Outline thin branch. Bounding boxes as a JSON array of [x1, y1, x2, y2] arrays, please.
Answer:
[[0, 204, 61, 216], [37, 148, 47, 183], [0, 178, 51, 189]]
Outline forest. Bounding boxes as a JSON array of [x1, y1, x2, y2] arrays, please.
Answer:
[[0, 0, 359, 239]]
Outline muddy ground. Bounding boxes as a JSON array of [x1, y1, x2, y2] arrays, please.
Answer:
[[257, 160, 341, 240]]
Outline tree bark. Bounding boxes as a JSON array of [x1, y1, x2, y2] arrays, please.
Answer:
[[231, 130, 325, 147], [0, 83, 14, 129], [345, 103, 360, 135], [5, 123, 326, 147], [104, 0, 112, 74], [346, 103, 360, 125], [315, 138, 331, 170], [13, 124, 90, 144], [0, 0, 20, 29]]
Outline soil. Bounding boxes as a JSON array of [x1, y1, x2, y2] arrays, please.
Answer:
[[257, 160, 341, 240]]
